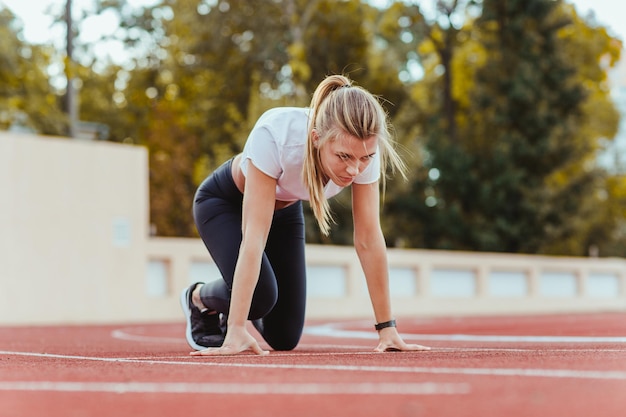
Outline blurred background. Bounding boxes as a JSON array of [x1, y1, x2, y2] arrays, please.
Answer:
[[1, 0, 625, 257]]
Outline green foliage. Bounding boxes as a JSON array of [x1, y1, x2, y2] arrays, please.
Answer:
[[302, 0, 369, 89], [1, 0, 624, 255], [386, 0, 624, 255], [144, 100, 201, 237]]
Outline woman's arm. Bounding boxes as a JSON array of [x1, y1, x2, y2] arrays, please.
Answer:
[[192, 161, 276, 356], [352, 182, 430, 352], [351, 182, 392, 323], [231, 162, 276, 327]]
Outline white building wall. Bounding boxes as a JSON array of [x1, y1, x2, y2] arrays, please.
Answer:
[[0, 132, 150, 323]]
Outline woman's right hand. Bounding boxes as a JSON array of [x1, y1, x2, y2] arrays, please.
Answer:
[[190, 325, 269, 356]]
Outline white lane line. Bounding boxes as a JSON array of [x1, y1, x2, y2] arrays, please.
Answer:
[[89, 346, 626, 362], [109, 328, 626, 354], [273, 347, 626, 356], [0, 381, 470, 395], [110, 330, 368, 351], [304, 325, 626, 343], [110, 329, 183, 344], [111, 325, 626, 346], [2, 351, 626, 381]]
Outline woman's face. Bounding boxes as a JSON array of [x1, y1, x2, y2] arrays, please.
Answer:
[[315, 131, 378, 187]]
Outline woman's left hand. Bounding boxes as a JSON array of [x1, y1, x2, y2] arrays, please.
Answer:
[[374, 327, 430, 352]]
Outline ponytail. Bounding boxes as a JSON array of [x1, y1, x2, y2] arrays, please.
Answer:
[[303, 75, 407, 235]]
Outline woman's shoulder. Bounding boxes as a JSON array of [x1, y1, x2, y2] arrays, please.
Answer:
[[252, 107, 310, 147]]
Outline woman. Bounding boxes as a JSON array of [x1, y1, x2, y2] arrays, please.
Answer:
[[180, 74, 429, 356]]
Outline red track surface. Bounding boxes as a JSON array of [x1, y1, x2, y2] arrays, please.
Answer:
[[1, 312, 625, 417]]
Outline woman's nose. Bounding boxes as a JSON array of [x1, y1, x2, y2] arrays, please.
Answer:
[[346, 161, 360, 176]]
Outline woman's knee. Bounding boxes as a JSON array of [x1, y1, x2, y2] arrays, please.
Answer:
[[270, 338, 299, 351], [265, 329, 302, 351]]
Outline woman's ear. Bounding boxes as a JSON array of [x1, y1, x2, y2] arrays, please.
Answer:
[[311, 129, 320, 148]]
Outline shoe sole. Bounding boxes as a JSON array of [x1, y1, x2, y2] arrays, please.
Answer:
[[179, 286, 207, 351]]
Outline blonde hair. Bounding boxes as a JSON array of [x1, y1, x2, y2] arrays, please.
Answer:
[[303, 74, 407, 235]]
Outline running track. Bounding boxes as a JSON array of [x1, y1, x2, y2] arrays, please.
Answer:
[[1, 313, 625, 417]]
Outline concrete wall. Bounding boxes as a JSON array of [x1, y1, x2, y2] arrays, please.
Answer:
[[0, 132, 150, 324], [1, 132, 625, 326]]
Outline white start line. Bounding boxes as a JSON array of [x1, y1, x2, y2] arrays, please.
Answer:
[[0, 380, 470, 395], [1, 350, 626, 381]]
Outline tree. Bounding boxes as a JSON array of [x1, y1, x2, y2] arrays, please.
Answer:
[[0, 7, 66, 135], [387, 0, 623, 255]]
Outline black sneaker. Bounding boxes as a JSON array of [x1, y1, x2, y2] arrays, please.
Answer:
[[180, 282, 226, 350]]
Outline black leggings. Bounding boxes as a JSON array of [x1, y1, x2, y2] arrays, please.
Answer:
[[192, 158, 307, 350]]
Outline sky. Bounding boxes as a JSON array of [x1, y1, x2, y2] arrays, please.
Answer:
[[1, 0, 625, 43], [0, 0, 159, 65], [1, 0, 625, 84], [1, 0, 144, 44]]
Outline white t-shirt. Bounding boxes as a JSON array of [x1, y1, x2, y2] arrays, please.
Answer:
[[239, 107, 380, 202]]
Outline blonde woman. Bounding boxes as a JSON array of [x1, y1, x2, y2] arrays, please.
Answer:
[[181, 74, 429, 356]]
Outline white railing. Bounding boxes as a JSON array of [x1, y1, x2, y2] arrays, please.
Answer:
[[147, 237, 626, 320]]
